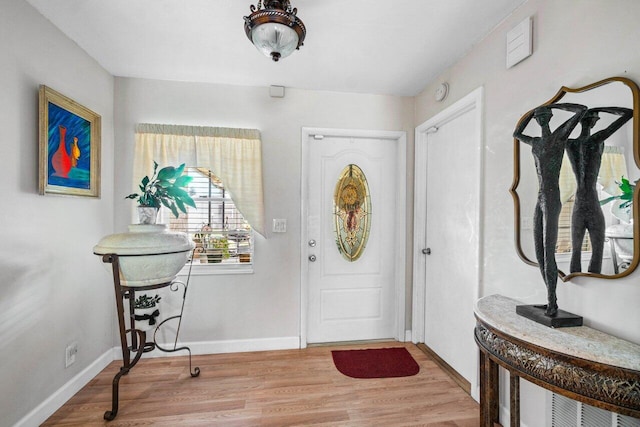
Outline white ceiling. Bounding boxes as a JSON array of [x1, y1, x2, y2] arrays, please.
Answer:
[[26, 0, 527, 97]]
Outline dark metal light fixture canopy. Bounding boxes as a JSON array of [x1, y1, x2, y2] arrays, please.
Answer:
[[244, 0, 306, 62]]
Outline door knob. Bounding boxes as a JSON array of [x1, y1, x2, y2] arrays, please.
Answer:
[[422, 248, 431, 255], [308, 239, 316, 247], [308, 254, 317, 262]]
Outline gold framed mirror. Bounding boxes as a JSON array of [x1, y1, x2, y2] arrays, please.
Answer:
[[511, 76, 640, 281]]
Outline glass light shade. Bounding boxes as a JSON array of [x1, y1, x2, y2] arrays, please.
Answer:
[[251, 22, 299, 61]]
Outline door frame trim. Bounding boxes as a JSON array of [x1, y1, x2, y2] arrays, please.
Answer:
[[300, 127, 407, 348], [411, 87, 484, 398]]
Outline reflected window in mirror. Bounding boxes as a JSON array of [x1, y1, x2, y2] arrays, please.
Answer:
[[511, 77, 639, 281]]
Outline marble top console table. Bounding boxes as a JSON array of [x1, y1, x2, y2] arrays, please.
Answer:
[[474, 294, 640, 427]]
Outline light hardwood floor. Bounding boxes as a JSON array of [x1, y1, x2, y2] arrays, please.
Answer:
[[43, 341, 479, 426]]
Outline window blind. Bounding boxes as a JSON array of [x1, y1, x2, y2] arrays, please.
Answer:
[[167, 167, 253, 265]]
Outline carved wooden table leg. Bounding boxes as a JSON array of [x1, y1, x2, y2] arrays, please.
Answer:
[[510, 372, 520, 427], [479, 350, 500, 427], [475, 296, 640, 424]]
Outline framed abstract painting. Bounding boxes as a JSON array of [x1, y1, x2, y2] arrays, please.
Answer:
[[38, 85, 101, 197]]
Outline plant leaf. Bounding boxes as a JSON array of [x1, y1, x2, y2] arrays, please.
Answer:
[[167, 187, 191, 201], [155, 179, 171, 188], [599, 195, 617, 206], [174, 163, 186, 177], [157, 166, 177, 181], [169, 202, 179, 218], [175, 198, 186, 213], [174, 175, 193, 188], [619, 179, 634, 195], [183, 194, 196, 208]]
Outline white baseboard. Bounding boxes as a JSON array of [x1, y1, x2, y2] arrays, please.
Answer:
[[404, 329, 412, 342], [500, 403, 532, 427], [184, 336, 301, 354], [14, 349, 113, 427], [15, 336, 304, 426], [113, 336, 301, 359]]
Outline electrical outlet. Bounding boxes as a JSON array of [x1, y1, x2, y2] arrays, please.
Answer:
[[65, 342, 78, 368]]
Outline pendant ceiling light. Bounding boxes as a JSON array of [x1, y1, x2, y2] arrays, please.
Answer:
[[243, 0, 306, 62]]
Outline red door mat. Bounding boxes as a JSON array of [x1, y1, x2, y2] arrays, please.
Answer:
[[331, 347, 420, 379]]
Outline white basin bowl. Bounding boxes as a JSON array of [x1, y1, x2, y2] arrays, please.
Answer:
[[606, 223, 634, 262], [94, 224, 194, 287]]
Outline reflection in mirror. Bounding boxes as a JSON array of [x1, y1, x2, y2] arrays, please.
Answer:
[[512, 77, 639, 281]]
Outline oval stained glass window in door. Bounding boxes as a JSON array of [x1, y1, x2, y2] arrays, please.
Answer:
[[333, 164, 371, 262]]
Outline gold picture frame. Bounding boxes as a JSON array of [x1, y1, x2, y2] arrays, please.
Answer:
[[39, 85, 101, 197]]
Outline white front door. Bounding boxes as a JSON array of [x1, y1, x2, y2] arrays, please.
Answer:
[[413, 88, 483, 399], [302, 129, 406, 345]]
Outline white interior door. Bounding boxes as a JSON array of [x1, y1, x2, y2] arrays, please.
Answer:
[[413, 88, 483, 400], [303, 130, 405, 344]]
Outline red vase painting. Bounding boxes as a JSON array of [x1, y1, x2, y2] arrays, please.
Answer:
[[51, 125, 72, 178], [40, 86, 100, 197]]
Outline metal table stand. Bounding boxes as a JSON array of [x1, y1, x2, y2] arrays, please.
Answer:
[[100, 253, 200, 421]]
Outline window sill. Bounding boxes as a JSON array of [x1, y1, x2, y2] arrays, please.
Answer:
[[177, 262, 254, 277], [555, 252, 612, 263]]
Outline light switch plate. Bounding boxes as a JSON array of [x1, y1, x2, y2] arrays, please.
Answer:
[[273, 219, 287, 233], [269, 85, 285, 98]]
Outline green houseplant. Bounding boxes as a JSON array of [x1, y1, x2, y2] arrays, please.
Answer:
[[133, 294, 161, 309], [600, 176, 636, 222], [126, 161, 196, 223], [205, 236, 230, 263]]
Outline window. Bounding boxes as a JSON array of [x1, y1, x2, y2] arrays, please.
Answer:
[[132, 123, 265, 274], [555, 197, 591, 253], [555, 146, 628, 255], [166, 168, 253, 267]]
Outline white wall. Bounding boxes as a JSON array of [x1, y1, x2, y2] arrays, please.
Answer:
[[114, 78, 414, 347], [7, 0, 639, 425], [415, 0, 640, 425], [0, 1, 115, 425]]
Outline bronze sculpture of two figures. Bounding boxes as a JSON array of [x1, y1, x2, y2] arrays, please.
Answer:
[[513, 103, 632, 318]]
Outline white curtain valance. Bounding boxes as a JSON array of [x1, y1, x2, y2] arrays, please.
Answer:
[[599, 145, 628, 196], [133, 123, 265, 237], [135, 123, 260, 140]]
